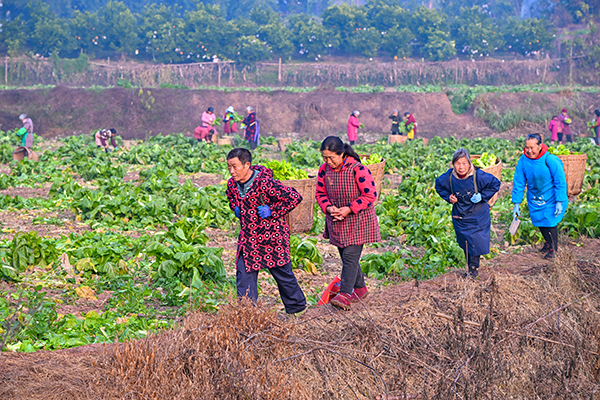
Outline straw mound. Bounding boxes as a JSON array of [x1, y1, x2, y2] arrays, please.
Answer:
[[2, 248, 600, 399]]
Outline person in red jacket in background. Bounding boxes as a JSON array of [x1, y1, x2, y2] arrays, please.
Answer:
[[404, 112, 417, 140], [226, 147, 306, 316], [558, 108, 573, 143], [347, 110, 360, 145], [316, 136, 381, 310]]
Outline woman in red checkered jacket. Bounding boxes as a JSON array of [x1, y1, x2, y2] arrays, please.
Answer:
[[316, 136, 381, 310]]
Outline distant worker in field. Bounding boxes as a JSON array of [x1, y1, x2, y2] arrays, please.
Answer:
[[512, 133, 568, 259], [17, 114, 34, 148], [558, 108, 573, 143], [435, 149, 501, 279], [225, 147, 306, 316], [242, 106, 259, 150], [389, 109, 402, 135], [347, 110, 360, 145], [194, 107, 217, 142], [590, 109, 600, 145], [316, 136, 380, 309], [403, 112, 417, 140], [223, 106, 239, 135], [548, 115, 563, 145], [95, 128, 118, 153]]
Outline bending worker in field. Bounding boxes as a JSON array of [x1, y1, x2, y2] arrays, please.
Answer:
[[95, 128, 118, 153], [225, 148, 306, 316], [17, 114, 34, 148], [435, 149, 501, 278]]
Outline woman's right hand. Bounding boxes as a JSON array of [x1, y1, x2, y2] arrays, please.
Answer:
[[449, 194, 458, 203]]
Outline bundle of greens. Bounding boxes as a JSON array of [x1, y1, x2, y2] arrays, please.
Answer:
[[267, 160, 309, 180], [472, 152, 497, 168], [363, 153, 383, 165]]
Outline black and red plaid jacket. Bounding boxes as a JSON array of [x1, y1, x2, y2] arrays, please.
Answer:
[[226, 165, 302, 272], [316, 157, 381, 248]]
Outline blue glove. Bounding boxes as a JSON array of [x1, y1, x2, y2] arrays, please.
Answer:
[[555, 202, 563, 217], [257, 205, 271, 219], [512, 204, 520, 218], [234, 206, 240, 219], [470, 193, 482, 203]]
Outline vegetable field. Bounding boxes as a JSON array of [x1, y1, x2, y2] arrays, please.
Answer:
[[1, 130, 599, 356]]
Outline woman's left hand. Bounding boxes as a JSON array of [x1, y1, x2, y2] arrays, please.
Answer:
[[331, 206, 352, 221]]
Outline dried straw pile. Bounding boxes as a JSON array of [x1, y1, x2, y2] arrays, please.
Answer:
[[2, 249, 600, 399]]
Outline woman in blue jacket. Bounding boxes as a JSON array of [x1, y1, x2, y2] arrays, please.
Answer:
[[435, 149, 501, 278], [512, 133, 568, 259]]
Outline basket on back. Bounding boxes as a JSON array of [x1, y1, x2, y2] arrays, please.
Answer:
[[472, 155, 502, 207], [281, 177, 316, 234], [360, 155, 386, 205], [557, 154, 587, 196]]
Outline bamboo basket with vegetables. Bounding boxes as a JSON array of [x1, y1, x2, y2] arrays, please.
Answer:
[[549, 145, 587, 196], [13, 146, 39, 162], [388, 135, 408, 145], [278, 138, 293, 152], [361, 153, 386, 205], [472, 153, 502, 207], [268, 160, 316, 234]]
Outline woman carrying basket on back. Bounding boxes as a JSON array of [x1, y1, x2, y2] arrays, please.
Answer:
[[316, 136, 380, 310], [435, 149, 500, 279]]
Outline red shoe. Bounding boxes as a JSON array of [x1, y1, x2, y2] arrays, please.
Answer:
[[330, 292, 352, 310], [350, 286, 368, 303]]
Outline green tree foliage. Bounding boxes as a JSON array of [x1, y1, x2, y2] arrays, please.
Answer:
[[96, 1, 138, 56], [0, 0, 562, 63], [452, 6, 504, 57]]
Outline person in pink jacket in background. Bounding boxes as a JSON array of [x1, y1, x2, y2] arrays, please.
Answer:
[[548, 115, 564, 145], [347, 110, 360, 145], [194, 107, 216, 142]]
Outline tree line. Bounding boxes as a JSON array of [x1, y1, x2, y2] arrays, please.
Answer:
[[0, 0, 578, 65]]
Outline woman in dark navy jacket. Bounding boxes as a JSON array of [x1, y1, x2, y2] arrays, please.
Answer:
[[435, 149, 501, 278]]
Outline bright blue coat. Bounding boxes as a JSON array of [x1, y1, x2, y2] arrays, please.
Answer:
[[512, 151, 568, 227], [435, 168, 501, 256]]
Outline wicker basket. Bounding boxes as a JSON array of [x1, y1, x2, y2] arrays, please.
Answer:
[[281, 177, 317, 234], [422, 138, 429, 146], [121, 140, 138, 150], [388, 135, 407, 145], [472, 155, 502, 207], [278, 138, 293, 152], [217, 136, 234, 146], [557, 153, 587, 196], [13, 146, 39, 162], [210, 133, 218, 143], [361, 155, 386, 205]]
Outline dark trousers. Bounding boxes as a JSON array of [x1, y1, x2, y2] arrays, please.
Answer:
[[539, 226, 558, 251], [248, 139, 257, 150], [566, 134, 573, 143], [466, 252, 480, 271], [338, 245, 366, 294], [236, 257, 306, 314], [349, 141, 355, 145], [557, 132, 564, 142]]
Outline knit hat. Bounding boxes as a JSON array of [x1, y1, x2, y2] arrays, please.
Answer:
[[19, 114, 27, 120], [207, 107, 214, 113], [561, 108, 568, 113]]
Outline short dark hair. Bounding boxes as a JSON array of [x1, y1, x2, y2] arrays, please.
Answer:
[[404, 112, 411, 116], [110, 128, 117, 134], [525, 133, 543, 145], [595, 109, 600, 117], [227, 148, 252, 165]]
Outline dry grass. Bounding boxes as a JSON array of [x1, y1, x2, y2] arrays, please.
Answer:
[[2, 248, 600, 399]]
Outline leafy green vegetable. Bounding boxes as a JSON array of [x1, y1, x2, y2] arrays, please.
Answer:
[[267, 160, 309, 180], [472, 152, 497, 168]]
